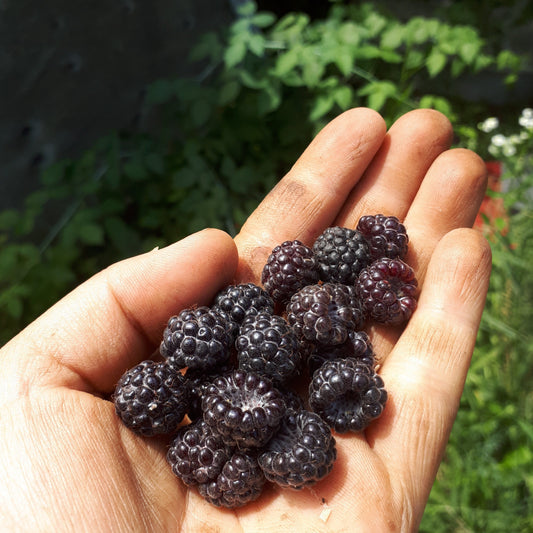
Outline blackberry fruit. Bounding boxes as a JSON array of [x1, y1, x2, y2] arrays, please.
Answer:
[[357, 257, 418, 326], [160, 306, 234, 373], [236, 312, 303, 385], [356, 214, 408, 260], [258, 409, 336, 490], [113, 360, 189, 437], [308, 330, 375, 376], [287, 282, 366, 346], [261, 240, 320, 304], [202, 370, 286, 449], [309, 358, 387, 433], [198, 451, 266, 508], [313, 226, 371, 285], [213, 283, 274, 337], [167, 419, 234, 486]]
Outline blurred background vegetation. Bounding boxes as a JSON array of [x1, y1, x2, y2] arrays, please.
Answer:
[[1, 1, 532, 530]]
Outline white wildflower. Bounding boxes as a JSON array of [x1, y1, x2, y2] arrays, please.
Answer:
[[479, 117, 499, 132], [491, 134, 507, 147], [503, 143, 517, 157]]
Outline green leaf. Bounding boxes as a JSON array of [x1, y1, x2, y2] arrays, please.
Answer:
[[274, 47, 301, 77], [239, 69, 268, 89], [460, 41, 481, 65], [426, 49, 447, 77], [236, 0, 256, 17], [251, 12, 276, 28], [333, 85, 353, 110], [78, 223, 104, 246], [257, 84, 281, 115], [309, 93, 334, 121], [334, 50, 354, 76], [224, 40, 247, 69], [219, 80, 241, 105], [451, 57, 466, 77], [380, 23, 405, 49], [357, 81, 397, 112], [248, 33, 265, 56]]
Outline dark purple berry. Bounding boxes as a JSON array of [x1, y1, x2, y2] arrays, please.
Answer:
[[261, 240, 320, 304], [236, 312, 303, 385], [160, 306, 234, 372], [167, 419, 234, 486], [357, 214, 408, 260], [202, 370, 286, 449], [313, 226, 371, 285], [286, 282, 365, 346], [309, 358, 387, 433], [357, 258, 418, 326], [258, 409, 336, 490], [113, 360, 189, 436], [213, 283, 274, 337], [198, 451, 266, 508]]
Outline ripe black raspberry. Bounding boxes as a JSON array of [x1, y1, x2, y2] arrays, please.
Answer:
[[258, 409, 336, 490], [167, 419, 234, 486], [160, 306, 234, 373], [198, 451, 266, 508], [309, 358, 387, 433], [261, 240, 320, 304], [356, 214, 409, 260], [313, 226, 371, 285], [286, 282, 365, 345], [213, 283, 274, 337], [236, 312, 303, 385], [113, 360, 189, 437], [202, 370, 286, 449], [357, 258, 418, 326], [308, 330, 375, 376]]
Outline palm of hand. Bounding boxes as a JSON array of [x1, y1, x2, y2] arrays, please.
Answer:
[[0, 109, 491, 532]]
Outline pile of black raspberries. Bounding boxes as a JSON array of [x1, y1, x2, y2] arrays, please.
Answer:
[[113, 214, 418, 508]]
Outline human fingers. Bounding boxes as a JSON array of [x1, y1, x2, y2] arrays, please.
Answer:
[[234, 107, 387, 282], [404, 147, 488, 285], [0, 229, 238, 396], [336, 108, 454, 227], [367, 228, 492, 530]]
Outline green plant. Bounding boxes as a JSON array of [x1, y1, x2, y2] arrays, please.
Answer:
[[421, 108, 533, 532], [0, 1, 523, 347]]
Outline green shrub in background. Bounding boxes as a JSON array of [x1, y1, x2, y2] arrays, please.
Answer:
[[0, 0, 523, 343]]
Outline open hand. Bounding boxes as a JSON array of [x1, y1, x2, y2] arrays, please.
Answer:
[[0, 108, 491, 532]]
